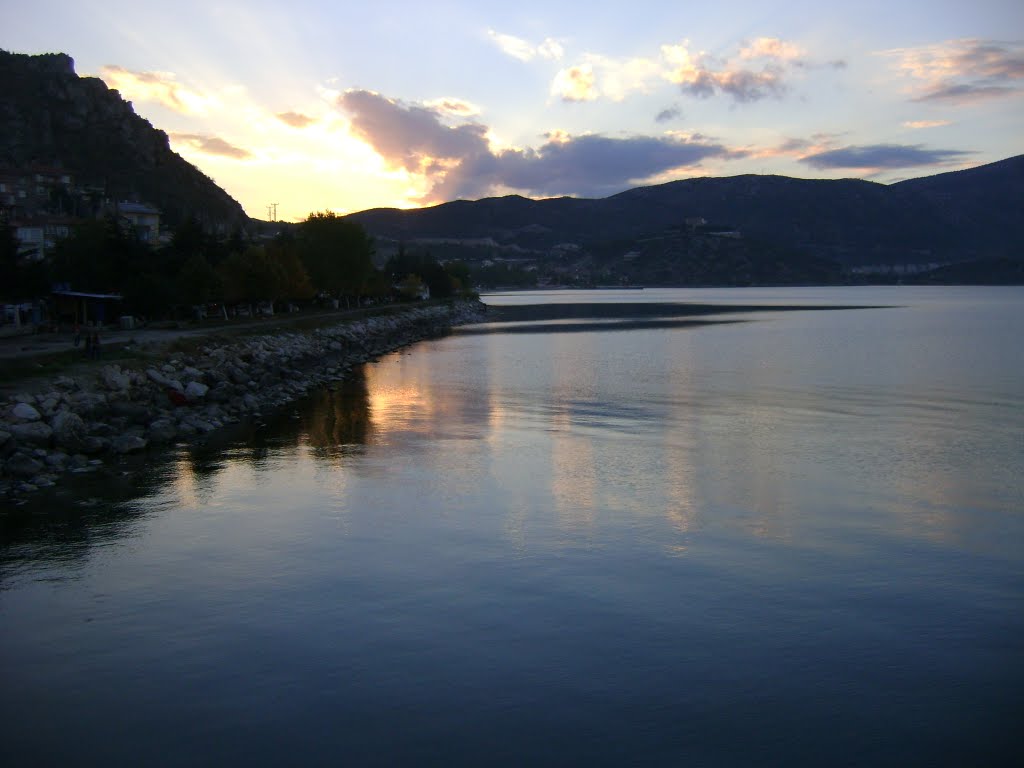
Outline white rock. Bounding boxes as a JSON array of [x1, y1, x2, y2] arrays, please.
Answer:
[[11, 402, 41, 422], [101, 365, 132, 391], [184, 381, 209, 402]]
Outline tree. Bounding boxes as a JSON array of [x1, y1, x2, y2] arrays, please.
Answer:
[[297, 211, 375, 305], [0, 222, 49, 303], [50, 215, 147, 294], [266, 240, 314, 302], [218, 246, 284, 306], [177, 253, 223, 307]]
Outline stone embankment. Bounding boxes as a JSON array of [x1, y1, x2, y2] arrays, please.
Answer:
[[0, 301, 485, 499]]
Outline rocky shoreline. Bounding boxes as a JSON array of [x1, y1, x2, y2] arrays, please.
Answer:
[[0, 300, 486, 500]]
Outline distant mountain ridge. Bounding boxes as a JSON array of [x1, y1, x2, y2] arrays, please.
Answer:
[[0, 50, 247, 229], [350, 155, 1024, 269]]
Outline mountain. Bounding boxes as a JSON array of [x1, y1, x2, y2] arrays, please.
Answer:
[[0, 50, 248, 230], [349, 155, 1024, 281]]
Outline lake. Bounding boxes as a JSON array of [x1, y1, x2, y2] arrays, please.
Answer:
[[2, 287, 1022, 766]]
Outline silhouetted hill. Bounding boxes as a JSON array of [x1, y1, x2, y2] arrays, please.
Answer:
[[349, 156, 1024, 277], [0, 50, 248, 229]]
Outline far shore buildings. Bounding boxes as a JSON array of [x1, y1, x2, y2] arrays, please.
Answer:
[[1, 164, 164, 256], [1, 164, 162, 330]]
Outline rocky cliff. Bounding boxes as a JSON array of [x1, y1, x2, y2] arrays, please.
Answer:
[[0, 50, 248, 229]]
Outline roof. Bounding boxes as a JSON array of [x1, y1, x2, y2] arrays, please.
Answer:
[[117, 202, 160, 215], [52, 290, 123, 300]]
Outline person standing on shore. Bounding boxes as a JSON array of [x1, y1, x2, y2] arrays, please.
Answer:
[[90, 329, 100, 360], [83, 328, 92, 358]]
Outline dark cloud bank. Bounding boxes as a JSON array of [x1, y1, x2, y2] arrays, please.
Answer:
[[339, 90, 735, 201], [801, 143, 972, 170]]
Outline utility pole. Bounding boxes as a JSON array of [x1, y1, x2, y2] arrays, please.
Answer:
[[270, 203, 279, 222]]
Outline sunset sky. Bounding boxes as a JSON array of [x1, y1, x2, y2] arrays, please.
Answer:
[[4, 0, 1022, 221]]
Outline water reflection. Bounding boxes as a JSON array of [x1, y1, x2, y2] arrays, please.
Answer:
[[4, 290, 1023, 581], [301, 373, 372, 457]]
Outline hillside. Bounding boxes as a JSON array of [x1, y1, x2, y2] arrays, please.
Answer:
[[0, 50, 248, 230], [349, 156, 1024, 277]]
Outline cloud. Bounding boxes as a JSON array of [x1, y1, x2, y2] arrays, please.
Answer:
[[488, 30, 563, 62], [883, 38, 1024, 104], [336, 89, 734, 202], [276, 111, 315, 128], [169, 132, 253, 159], [800, 143, 971, 171], [338, 90, 491, 175], [739, 37, 804, 62], [655, 105, 682, 123], [913, 83, 1016, 103], [661, 41, 791, 102], [100, 65, 213, 115], [423, 97, 482, 117], [551, 64, 599, 101], [735, 132, 843, 161], [484, 134, 737, 198], [902, 119, 951, 129], [547, 35, 820, 106], [552, 54, 662, 102]]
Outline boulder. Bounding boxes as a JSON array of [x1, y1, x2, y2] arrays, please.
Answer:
[[11, 402, 41, 423], [101, 365, 132, 391], [147, 419, 178, 443], [38, 396, 61, 416], [10, 421, 53, 446], [5, 453, 44, 478], [147, 368, 183, 392], [208, 382, 233, 403], [109, 402, 151, 425], [80, 435, 109, 455], [227, 365, 249, 385], [184, 381, 209, 402], [69, 392, 108, 416], [45, 452, 70, 469], [51, 410, 88, 451], [111, 435, 147, 454]]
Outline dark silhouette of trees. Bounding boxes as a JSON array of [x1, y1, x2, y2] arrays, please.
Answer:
[[0, 222, 48, 303], [298, 212, 375, 306], [386, 245, 475, 299]]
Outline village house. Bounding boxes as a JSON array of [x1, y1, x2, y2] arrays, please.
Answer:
[[116, 201, 161, 243]]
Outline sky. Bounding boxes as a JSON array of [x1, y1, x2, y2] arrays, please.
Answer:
[[3, 0, 1023, 221]]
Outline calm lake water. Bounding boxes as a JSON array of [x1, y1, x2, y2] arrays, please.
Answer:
[[2, 287, 1023, 766]]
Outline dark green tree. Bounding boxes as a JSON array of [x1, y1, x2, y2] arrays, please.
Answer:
[[177, 253, 223, 307], [0, 222, 50, 303], [298, 211, 375, 306]]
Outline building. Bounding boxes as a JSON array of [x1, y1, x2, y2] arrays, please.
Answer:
[[116, 201, 161, 243]]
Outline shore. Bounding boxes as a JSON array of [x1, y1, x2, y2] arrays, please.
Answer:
[[0, 300, 486, 500]]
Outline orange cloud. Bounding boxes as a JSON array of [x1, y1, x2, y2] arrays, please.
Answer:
[[169, 132, 253, 159], [100, 65, 213, 115], [902, 120, 951, 129], [882, 38, 1024, 104], [276, 111, 315, 128], [424, 97, 482, 117]]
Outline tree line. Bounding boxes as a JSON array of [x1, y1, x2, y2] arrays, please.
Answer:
[[1, 211, 475, 320]]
